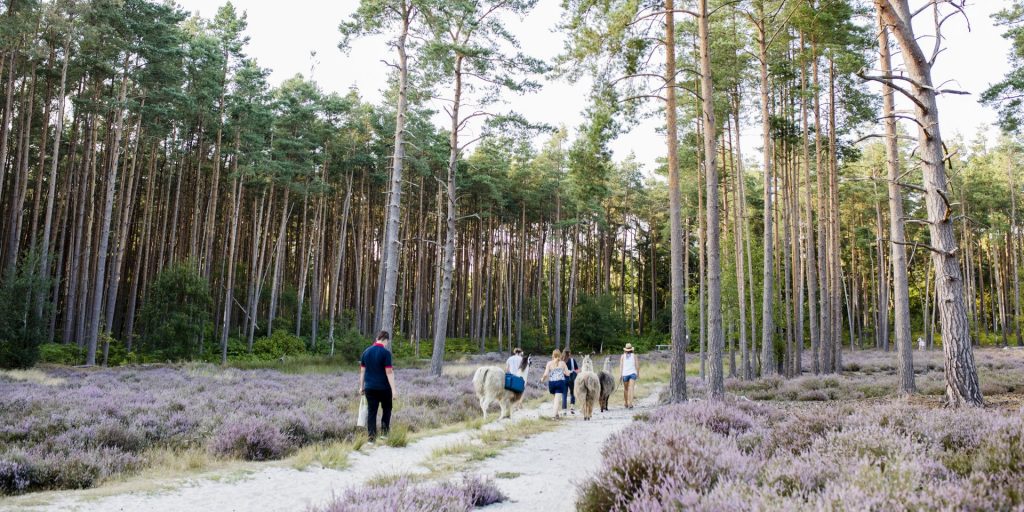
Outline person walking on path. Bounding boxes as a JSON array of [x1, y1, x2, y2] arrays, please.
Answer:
[[359, 330, 397, 441], [563, 349, 579, 415], [507, 347, 524, 377], [620, 344, 640, 409], [541, 349, 570, 418]]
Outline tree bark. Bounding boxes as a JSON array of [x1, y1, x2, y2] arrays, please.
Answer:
[[37, 41, 70, 320], [376, 0, 412, 336], [699, 0, 724, 399], [757, 3, 776, 376], [876, 0, 981, 406], [86, 67, 130, 365], [430, 54, 464, 377], [879, 17, 915, 394], [666, 0, 688, 402]]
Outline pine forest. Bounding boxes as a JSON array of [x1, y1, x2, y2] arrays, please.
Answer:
[[3, 1, 1024, 510]]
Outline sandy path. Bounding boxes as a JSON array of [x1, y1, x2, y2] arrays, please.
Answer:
[[456, 386, 663, 511], [2, 385, 661, 512]]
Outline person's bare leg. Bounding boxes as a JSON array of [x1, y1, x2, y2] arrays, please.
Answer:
[[552, 394, 561, 418], [622, 381, 629, 408]]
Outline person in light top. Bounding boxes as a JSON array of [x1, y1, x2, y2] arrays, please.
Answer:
[[506, 347, 524, 377], [620, 343, 640, 409], [359, 330, 396, 441], [541, 349, 570, 418]]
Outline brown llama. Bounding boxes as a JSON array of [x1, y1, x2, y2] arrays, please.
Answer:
[[598, 356, 617, 412]]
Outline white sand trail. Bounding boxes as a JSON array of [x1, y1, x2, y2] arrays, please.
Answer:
[[453, 386, 663, 512]]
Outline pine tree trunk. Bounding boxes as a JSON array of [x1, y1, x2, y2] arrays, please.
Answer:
[[430, 54, 464, 377], [813, 47, 832, 373], [699, 0, 724, 399], [566, 223, 579, 351], [666, 0, 688, 402], [220, 175, 242, 364], [730, 100, 750, 380], [376, 1, 412, 335], [876, 0, 981, 406], [5, 63, 36, 274], [328, 175, 353, 354], [757, 6, 776, 376], [874, 177, 889, 352], [879, 18, 915, 393], [697, 117, 706, 381], [1010, 155, 1022, 347], [828, 60, 843, 372], [0, 53, 18, 226], [104, 118, 144, 336], [86, 68, 129, 365], [799, 36, 820, 375], [37, 42, 70, 320], [554, 192, 562, 349], [268, 188, 289, 334]]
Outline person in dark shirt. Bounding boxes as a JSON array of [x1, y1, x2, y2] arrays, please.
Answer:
[[359, 330, 396, 441], [563, 349, 579, 415]]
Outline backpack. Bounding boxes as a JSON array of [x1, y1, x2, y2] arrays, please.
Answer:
[[504, 373, 525, 393]]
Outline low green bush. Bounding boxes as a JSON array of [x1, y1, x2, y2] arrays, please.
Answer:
[[38, 343, 84, 365], [252, 330, 307, 361]]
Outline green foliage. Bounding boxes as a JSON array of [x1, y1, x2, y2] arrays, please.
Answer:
[[38, 343, 84, 366], [616, 333, 670, 355], [983, 1, 1024, 131], [252, 330, 307, 361], [394, 337, 506, 360], [568, 85, 618, 218], [571, 294, 627, 353], [0, 251, 50, 369], [138, 261, 212, 361], [327, 324, 370, 362]]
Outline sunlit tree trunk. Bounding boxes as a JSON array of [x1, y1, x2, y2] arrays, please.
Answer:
[[879, 17, 915, 394], [666, 0, 689, 402], [876, 0, 981, 406], [756, 1, 776, 376]]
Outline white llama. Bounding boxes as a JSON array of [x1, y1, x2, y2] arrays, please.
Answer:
[[574, 355, 601, 420], [472, 355, 532, 420]]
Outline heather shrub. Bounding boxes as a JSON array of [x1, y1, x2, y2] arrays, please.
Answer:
[[0, 459, 30, 494], [578, 403, 759, 512], [211, 418, 290, 461], [0, 363, 505, 495], [460, 474, 506, 507], [795, 390, 829, 401], [312, 475, 504, 512], [579, 399, 1024, 511]]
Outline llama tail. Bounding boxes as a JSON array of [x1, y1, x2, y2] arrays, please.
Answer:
[[473, 367, 490, 397]]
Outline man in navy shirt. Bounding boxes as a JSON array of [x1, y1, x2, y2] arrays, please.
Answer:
[[359, 330, 396, 441]]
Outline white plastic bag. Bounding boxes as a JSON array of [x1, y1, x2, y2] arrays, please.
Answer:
[[356, 395, 368, 427]]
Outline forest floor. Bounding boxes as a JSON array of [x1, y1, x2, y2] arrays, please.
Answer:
[[1, 370, 664, 512]]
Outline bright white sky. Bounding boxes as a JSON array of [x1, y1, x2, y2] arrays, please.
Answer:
[[173, 0, 1010, 174]]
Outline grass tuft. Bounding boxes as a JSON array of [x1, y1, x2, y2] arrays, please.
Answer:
[[385, 424, 409, 448]]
